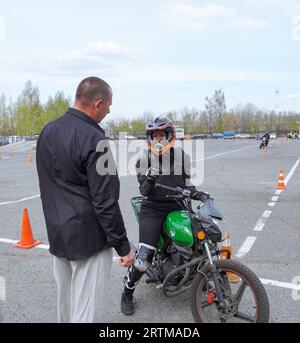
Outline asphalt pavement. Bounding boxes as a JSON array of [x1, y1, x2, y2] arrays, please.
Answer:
[[0, 138, 299, 323]]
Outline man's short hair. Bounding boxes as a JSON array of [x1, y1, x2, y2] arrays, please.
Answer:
[[75, 77, 111, 106]]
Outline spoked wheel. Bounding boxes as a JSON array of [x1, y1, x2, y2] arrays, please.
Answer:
[[191, 260, 270, 323]]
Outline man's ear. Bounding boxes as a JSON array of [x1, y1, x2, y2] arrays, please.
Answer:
[[95, 99, 102, 108]]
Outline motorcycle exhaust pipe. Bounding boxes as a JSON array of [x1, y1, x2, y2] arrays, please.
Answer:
[[162, 257, 204, 297], [163, 267, 191, 297]]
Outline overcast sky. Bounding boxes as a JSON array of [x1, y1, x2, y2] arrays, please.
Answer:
[[0, 0, 300, 119]]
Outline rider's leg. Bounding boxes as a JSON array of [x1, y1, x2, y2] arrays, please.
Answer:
[[123, 243, 156, 293], [121, 208, 165, 315], [123, 211, 164, 294], [121, 243, 157, 316]]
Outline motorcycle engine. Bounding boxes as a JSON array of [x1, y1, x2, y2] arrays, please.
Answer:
[[159, 258, 176, 280], [159, 244, 192, 280]]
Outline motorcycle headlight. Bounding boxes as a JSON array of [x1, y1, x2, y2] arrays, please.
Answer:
[[212, 218, 226, 242]]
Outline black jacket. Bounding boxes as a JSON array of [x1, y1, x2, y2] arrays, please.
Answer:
[[36, 108, 130, 261], [136, 147, 195, 209]]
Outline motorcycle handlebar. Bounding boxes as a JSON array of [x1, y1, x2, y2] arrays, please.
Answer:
[[155, 183, 184, 193], [156, 183, 212, 202], [155, 183, 192, 199]]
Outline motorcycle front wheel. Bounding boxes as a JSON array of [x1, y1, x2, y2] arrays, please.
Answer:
[[191, 260, 270, 323]]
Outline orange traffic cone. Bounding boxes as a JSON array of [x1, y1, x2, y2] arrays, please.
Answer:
[[27, 154, 32, 163], [220, 232, 241, 284], [13, 208, 41, 249], [276, 170, 286, 190], [220, 231, 232, 259]]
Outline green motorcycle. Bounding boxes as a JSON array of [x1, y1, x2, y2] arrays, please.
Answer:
[[131, 183, 270, 323]]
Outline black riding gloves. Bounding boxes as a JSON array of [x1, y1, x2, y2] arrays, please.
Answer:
[[190, 190, 211, 202], [145, 167, 159, 183]]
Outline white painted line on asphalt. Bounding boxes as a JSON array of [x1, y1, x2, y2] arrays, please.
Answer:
[[241, 156, 300, 258], [0, 238, 116, 258], [0, 238, 49, 250], [194, 144, 257, 162], [1, 237, 299, 292], [119, 144, 258, 177], [38, 244, 50, 250], [253, 221, 265, 232], [0, 195, 40, 207], [236, 236, 257, 258], [1, 237, 300, 293], [0, 238, 18, 244], [260, 278, 300, 291], [285, 157, 300, 185], [262, 210, 272, 218]]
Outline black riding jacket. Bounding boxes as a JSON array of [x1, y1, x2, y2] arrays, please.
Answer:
[[136, 147, 195, 210]]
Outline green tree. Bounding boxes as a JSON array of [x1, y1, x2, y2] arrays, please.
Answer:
[[0, 93, 12, 135], [14, 81, 43, 135], [205, 88, 226, 132], [118, 119, 131, 134], [43, 91, 71, 127], [131, 118, 145, 135]]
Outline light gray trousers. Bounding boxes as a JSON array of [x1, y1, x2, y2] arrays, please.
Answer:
[[53, 248, 113, 323]]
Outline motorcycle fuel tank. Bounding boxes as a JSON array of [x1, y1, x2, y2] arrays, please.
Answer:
[[165, 211, 194, 247]]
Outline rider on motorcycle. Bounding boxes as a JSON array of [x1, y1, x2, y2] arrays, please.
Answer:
[[262, 131, 270, 147], [120, 116, 209, 315]]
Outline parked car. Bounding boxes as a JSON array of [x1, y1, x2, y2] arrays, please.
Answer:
[[119, 135, 136, 140], [108, 134, 118, 140], [223, 131, 235, 139], [211, 133, 224, 139], [192, 134, 211, 140], [175, 127, 185, 140], [0, 136, 9, 146], [24, 136, 36, 141], [0, 139, 9, 146], [270, 133, 277, 139], [236, 133, 251, 139], [136, 134, 146, 140]]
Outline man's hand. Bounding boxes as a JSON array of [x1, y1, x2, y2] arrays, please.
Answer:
[[119, 250, 135, 267]]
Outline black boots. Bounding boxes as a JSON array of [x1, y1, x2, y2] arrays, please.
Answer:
[[121, 290, 134, 315], [121, 244, 156, 316]]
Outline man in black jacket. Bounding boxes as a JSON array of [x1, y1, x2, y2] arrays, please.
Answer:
[[36, 77, 134, 323]]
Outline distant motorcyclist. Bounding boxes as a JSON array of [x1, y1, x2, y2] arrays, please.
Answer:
[[120, 116, 209, 315], [260, 131, 270, 148]]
